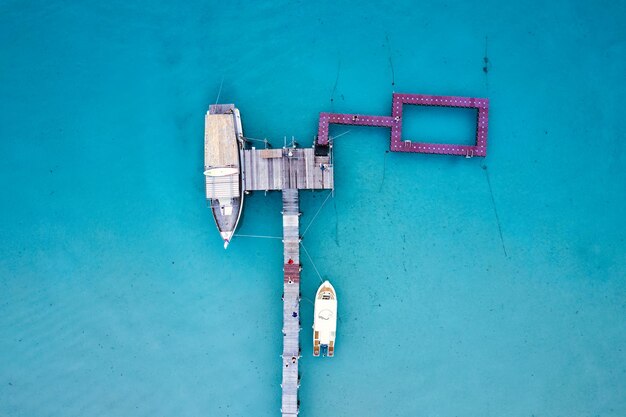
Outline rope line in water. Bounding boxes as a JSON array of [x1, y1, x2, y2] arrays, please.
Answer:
[[301, 191, 333, 237], [300, 242, 324, 284], [215, 77, 224, 104], [234, 234, 282, 239], [243, 136, 269, 143], [301, 296, 314, 306], [330, 130, 351, 141]]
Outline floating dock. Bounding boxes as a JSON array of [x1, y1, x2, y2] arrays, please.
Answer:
[[316, 93, 489, 157]]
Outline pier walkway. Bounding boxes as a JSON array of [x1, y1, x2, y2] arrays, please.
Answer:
[[243, 148, 333, 191], [281, 189, 301, 417], [316, 92, 489, 157], [240, 144, 332, 416]]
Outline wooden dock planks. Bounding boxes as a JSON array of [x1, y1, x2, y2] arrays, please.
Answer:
[[281, 189, 301, 417], [243, 148, 333, 191]]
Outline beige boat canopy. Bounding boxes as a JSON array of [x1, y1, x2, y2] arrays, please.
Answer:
[[204, 113, 240, 200]]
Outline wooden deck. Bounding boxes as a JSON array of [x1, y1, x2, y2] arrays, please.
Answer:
[[205, 113, 239, 168], [239, 147, 331, 416], [204, 111, 241, 200], [281, 189, 301, 417], [243, 148, 333, 191]]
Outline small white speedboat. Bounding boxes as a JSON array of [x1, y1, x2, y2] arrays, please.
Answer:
[[313, 280, 337, 357]]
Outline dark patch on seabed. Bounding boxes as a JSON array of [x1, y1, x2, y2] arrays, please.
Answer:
[[330, 60, 341, 104], [385, 34, 395, 86], [483, 35, 491, 90], [481, 162, 507, 258], [379, 151, 388, 192], [333, 198, 339, 247]]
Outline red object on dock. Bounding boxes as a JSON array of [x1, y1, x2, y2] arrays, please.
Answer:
[[316, 93, 489, 157], [284, 263, 300, 283]]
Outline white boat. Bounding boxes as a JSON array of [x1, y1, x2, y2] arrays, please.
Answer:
[[313, 280, 337, 357], [204, 104, 245, 248]]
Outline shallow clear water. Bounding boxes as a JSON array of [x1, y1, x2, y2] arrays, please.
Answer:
[[1, 1, 625, 416]]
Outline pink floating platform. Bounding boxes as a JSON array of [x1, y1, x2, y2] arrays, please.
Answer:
[[317, 93, 489, 157]]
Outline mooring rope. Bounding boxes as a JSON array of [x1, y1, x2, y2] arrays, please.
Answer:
[[330, 130, 351, 140], [301, 191, 333, 237], [300, 242, 324, 284], [243, 136, 269, 144], [234, 234, 282, 239], [301, 296, 314, 306], [215, 77, 224, 104]]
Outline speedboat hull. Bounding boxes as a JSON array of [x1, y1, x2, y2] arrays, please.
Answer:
[[313, 280, 337, 357]]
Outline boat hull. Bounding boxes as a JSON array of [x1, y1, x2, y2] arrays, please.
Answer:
[[204, 104, 245, 248], [313, 280, 337, 357]]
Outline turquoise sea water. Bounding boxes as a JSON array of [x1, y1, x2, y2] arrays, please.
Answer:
[[1, 1, 625, 416]]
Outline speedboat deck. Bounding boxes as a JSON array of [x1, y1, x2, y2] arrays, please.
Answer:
[[313, 280, 337, 357]]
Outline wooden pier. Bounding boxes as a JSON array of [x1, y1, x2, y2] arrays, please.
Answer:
[[243, 148, 333, 191], [237, 142, 333, 416], [239, 148, 331, 416], [280, 189, 301, 417]]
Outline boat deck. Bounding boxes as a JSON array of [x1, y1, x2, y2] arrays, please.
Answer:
[[204, 111, 241, 200], [205, 114, 239, 169]]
